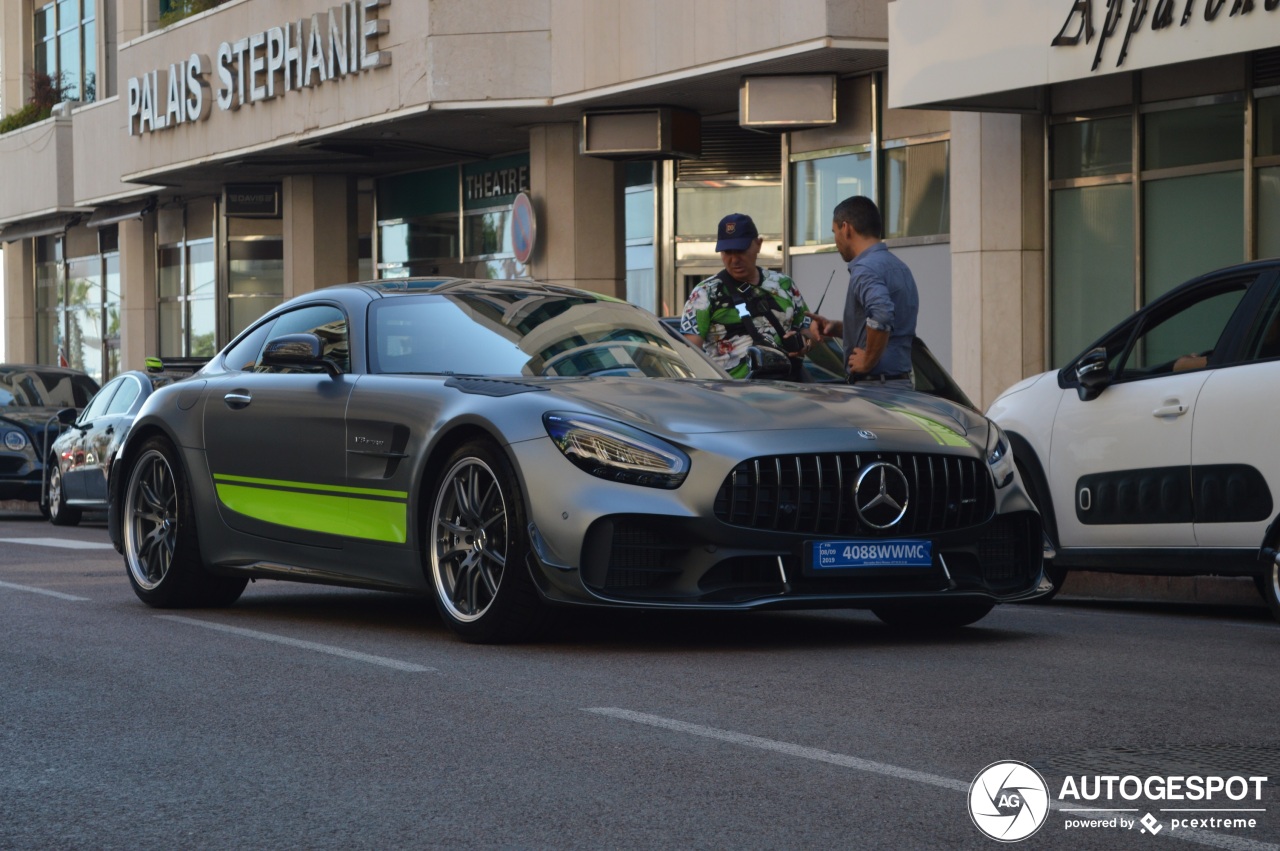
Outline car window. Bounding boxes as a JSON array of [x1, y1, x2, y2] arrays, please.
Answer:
[[223, 320, 278, 373], [105, 376, 143, 415], [79, 379, 121, 424], [369, 293, 723, 379], [1242, 283, 1280, 362], [0, 369, 98, 408], [257, 305, 350, 374], [1111, 281, 1250, 380]]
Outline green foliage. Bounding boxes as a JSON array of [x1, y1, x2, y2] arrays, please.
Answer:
[[0, 70, 66, 135], [159, 0, 226, 28], [0, 102, 52, 135]]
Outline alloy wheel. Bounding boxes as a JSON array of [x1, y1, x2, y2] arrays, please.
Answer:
[[124, 449, 179, 591], [430, 457, 509, 623]]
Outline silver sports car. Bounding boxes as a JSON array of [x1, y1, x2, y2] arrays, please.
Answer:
[[108, 278, 1049, 642]]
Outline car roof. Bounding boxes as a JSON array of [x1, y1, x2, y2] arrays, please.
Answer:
[[332, 277, 625, 302]]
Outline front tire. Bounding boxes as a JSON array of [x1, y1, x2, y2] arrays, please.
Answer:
[[426, 440, 548, 643], [872, 599, 996, 630], [46, 459, 82, 527], [1016, 458, 1066, 602], [122, 437, 246, 608]]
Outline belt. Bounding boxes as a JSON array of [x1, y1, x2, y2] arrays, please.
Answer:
[[849, 372, 912, 384]]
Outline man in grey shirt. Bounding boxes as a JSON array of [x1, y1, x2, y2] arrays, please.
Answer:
[[811, 196, 918, 388]]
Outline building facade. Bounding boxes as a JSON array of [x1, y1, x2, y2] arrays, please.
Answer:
[[890, 0, 1280, 404], [0, 0, 963, 393]]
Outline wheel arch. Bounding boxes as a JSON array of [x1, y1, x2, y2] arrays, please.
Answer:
[[107, 420, 187, 551], [413, 422, 522, 547], [1006, 429, 1058, 549]]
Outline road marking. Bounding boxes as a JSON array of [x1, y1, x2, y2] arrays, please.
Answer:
[[157, 615, 436, 673], [0, 537, 115, 550], [585, 709, 1280, 851], [0, 579, 89, 601]]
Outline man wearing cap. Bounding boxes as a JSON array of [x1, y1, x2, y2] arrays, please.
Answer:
[[810, 196, 918, 389], [678, 213, 812, 379]]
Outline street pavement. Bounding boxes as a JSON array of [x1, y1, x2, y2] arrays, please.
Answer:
[[2, 509, 1278, 850]]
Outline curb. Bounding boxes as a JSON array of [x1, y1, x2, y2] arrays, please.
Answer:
[[1057, 570, 1266, 609]]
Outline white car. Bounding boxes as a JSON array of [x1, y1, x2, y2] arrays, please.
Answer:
[[988, 260, 1280, 620]]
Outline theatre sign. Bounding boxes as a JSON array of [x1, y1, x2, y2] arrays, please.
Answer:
[[126, 0, 392, 136]]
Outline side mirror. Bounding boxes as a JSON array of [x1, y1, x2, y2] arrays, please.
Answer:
[[56, 408, 78, 425], [261, 333, 341, 377], [1075, 347, 1110, 401], [745, 345, 792, 380]]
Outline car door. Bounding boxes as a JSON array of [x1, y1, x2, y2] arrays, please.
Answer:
[[1050, 276, 1254, 550], [204, 303, 355, 547], [82, 375, 144, 503], [1190, 269, 1280, 547], [62, 379, 121, 501]]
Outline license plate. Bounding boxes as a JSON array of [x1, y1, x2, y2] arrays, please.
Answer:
[[810, 540, 933, 570]]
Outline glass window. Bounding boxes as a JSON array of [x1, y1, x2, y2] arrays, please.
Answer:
[[1115, 284, 1248, 377], [884, 140, 949, 239], [1143, 171, 1243, 304], [463, 210, 513, 258], [1052, 184, 1135, 366], [1051, 116, 1132, 179], [105, 376, 141, 414], [791, 152, 872, 246], [80, 378, 118, 422], [1144, 101, 1244, 170], [1260, 96, 1280, 158], [34, 0, 95, 104], [676, 185, 782, 238], [223, 320, 277, 373], [1260, 166, 1280, 261], [258, 305, 349, 373]]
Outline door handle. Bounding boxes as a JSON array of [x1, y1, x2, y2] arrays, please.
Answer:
[[1152, 399, 1188, 417], [223, 392, 252, 410]]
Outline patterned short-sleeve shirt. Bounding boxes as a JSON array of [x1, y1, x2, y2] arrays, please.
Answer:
[[678, 269, 810, 378]]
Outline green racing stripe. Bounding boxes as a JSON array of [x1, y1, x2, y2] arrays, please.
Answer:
[[212, 474, 409, 544]]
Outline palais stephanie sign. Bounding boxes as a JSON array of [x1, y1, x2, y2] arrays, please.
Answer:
[[1052, 0, 1280, 72], [126, 0, 392, 137]]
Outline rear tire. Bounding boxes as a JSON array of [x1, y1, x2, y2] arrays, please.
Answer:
[[122, 437, 246, 608], [426, 440, 548, 643], [46, 459, 82, 527], [872, 599, 995, 630]]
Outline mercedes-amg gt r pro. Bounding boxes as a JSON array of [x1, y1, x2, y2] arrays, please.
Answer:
[[108, 279, 1049, 642]]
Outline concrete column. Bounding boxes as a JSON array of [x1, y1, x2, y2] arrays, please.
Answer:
[[528, 123, 624, 296], [118, 213, 157, 372], [283, 176, 357, 299], [949, 111, 1045, 410], [2, 240, 36, 362]]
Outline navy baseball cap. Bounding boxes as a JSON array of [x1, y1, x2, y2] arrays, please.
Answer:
[[715, 213, 760, 252]]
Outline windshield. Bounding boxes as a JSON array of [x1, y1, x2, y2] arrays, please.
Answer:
[[0, 368, 99, 408], [369, 291, 726, 380]]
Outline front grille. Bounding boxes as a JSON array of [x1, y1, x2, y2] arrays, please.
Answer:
[[714, 452, 995, 536]]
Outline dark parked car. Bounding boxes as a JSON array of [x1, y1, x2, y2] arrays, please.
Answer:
[[0, 365, 98, 506], [45, 360, 204, 525], [108, 278, 1048, 643]]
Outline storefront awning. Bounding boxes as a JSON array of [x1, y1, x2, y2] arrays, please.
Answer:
[[0, 213, 80, 243], [84, 197, 155, 228]]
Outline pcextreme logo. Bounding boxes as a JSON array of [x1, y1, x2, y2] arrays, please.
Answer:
[[968, 759, 1270, 842]]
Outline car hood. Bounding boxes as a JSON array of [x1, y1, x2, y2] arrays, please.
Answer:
[[0, 408, 65, 435], [539, 377, 984, 445]]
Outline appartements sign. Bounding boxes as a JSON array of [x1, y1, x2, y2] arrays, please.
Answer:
[[1052, 0, 1280, 72], [126, 0, 391, 136]]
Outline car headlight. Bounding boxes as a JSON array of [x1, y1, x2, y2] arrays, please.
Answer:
[[544, 412, 690, 489], [3, 429, 28, 452], [986, 422, 1015, 489]]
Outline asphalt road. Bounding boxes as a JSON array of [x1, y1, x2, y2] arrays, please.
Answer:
[[2, 510, 1278, 850]]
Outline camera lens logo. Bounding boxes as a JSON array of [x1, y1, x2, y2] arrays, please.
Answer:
[[968, 761, 1050, 842]]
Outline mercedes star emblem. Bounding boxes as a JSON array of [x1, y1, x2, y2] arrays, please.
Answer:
[[853, 461, 910, 529]]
